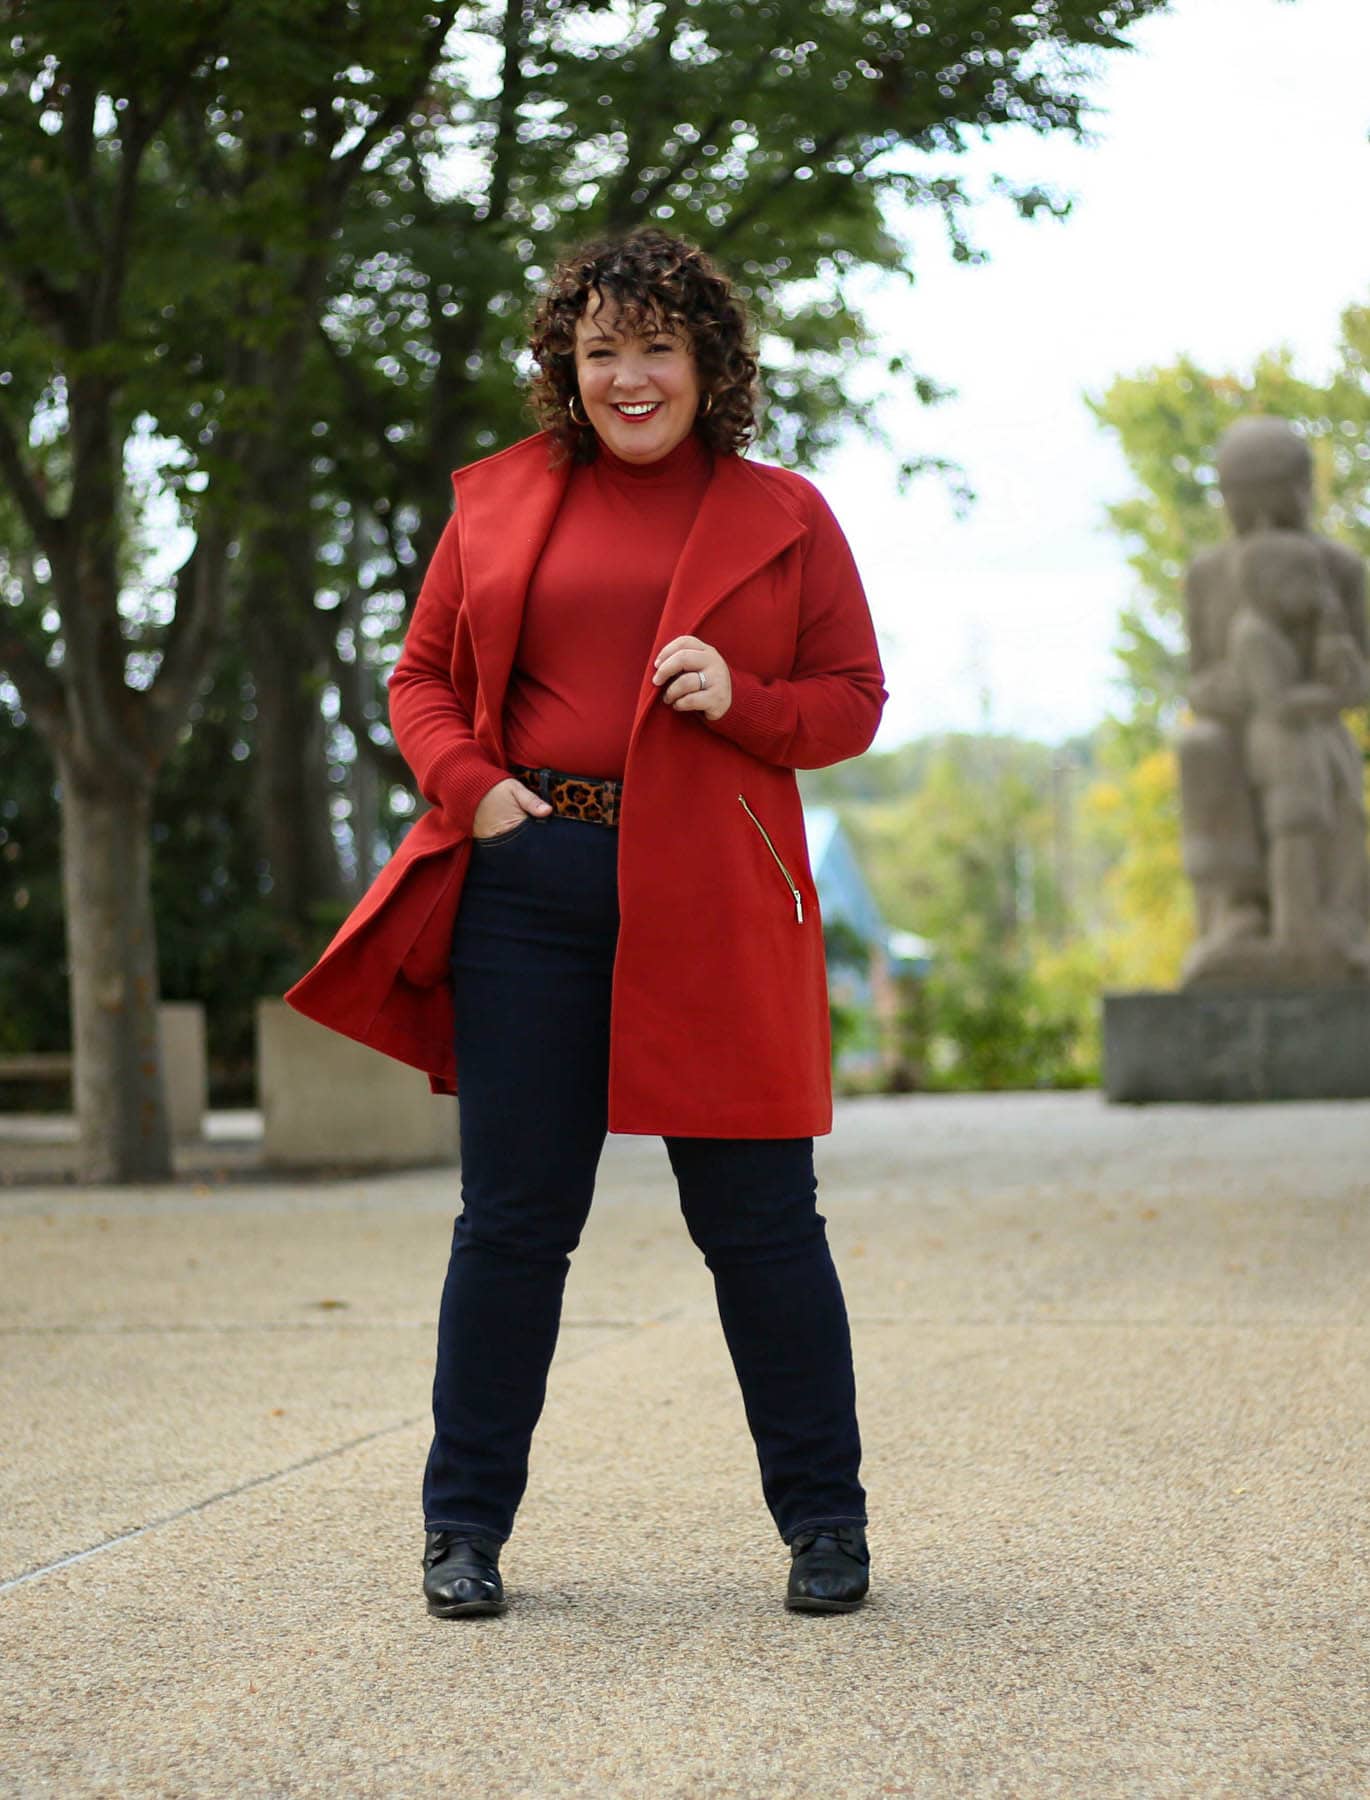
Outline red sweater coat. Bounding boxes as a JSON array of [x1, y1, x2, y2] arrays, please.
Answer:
[[283, 431, 888, 1137]]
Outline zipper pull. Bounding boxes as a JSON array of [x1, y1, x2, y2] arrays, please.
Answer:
[[794, 893, 804, 924]]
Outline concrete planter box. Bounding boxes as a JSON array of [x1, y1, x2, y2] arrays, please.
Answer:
[[256, 1000, 459, 1168], [158, 1001, 208, 1142]]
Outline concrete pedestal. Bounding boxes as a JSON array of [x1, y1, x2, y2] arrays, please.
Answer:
[[157, 1002, 208, 1142], [256, 1000, 459, 1168], [1102, 988, 1370, 1103]]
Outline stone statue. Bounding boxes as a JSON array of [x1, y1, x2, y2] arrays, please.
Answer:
[[1177, 417, 1370, 986]]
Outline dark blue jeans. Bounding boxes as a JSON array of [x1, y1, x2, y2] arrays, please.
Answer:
[[423, 811, 866, 1545]]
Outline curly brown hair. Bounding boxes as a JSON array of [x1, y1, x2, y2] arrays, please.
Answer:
[[527, 228, 759, 463]]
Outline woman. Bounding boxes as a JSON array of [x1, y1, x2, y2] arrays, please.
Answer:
[[285, 228, 887, 1617]]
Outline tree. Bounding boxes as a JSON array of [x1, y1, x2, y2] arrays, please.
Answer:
[[0, 6, 238, 1181], [0, 1, 458, 1179]]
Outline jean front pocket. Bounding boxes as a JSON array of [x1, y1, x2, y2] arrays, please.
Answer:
[[473, 815, 533, 849]]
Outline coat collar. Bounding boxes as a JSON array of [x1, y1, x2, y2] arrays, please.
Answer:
[[450, 435, 571, 758], [451, 432, 804, 764]]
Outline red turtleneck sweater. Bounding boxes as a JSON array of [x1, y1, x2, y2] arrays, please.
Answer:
[[502, 430, 712, 780]]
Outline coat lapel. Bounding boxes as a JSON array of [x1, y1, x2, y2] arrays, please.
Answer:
[[627, 452, 804, 749], [452, 435, 571, 763]]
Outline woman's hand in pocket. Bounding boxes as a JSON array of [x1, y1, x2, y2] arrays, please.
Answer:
[[472, 777, 552, 841]]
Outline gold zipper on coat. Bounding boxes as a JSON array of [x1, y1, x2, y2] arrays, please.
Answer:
[[738, 793, 804, 923]]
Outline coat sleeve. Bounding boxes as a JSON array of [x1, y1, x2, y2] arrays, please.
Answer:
[[386, 509, 511, 833], [701, 482, 887, 769]]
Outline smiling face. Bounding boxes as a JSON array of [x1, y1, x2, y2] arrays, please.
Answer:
[[572, 290, 702, 463]]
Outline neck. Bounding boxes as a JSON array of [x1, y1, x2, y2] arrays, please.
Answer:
[[594, 430, 709, 482]]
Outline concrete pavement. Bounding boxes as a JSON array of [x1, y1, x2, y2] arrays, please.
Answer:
[[1, 1092, 1367, 1798]]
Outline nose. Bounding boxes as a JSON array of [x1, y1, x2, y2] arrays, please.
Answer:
[[612, 352, 652, 393]]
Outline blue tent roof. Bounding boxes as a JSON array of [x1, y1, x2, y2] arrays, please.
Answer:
[[802, 805, 931, 971], [803, 806, 883, 943]]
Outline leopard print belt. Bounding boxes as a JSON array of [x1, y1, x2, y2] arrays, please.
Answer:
[[510, 762, 622, 828]]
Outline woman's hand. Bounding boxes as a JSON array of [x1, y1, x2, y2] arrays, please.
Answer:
[[472, 777, 552, 840], [652, 635, 733, 721]]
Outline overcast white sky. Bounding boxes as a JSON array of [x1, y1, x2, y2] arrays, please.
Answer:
[[817, 0, 1370, 751]]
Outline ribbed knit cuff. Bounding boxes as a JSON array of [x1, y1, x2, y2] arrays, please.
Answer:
[[425, 745, 512, 834], [701, 667, 796, 761]]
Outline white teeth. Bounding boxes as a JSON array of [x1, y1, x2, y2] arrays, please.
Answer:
[[616, 402, 659, 416]]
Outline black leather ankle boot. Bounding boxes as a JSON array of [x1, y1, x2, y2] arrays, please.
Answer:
[[785, 1524, 870, 1613], [423, 1530, 507, 1617]]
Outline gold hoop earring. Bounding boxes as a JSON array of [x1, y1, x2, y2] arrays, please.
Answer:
[[568, 393, 589, 427], [698, 391, 714, 418]]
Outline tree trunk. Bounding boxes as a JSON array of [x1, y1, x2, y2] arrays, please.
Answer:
[[58, 757, 170, 1184], [242, 517, 345, 943]]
